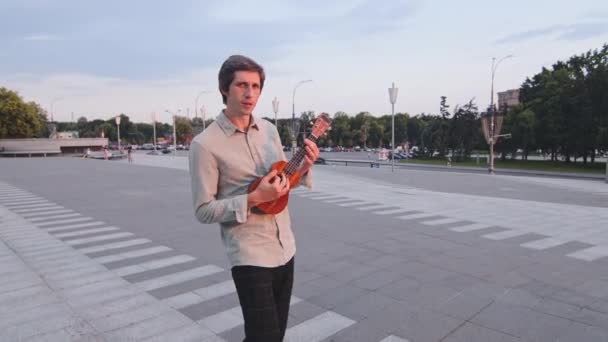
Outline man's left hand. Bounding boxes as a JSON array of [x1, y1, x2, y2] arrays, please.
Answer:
[[298, 138, 319, 174]]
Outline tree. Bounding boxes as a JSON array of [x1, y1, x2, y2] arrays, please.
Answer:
[[329, 112, 350, 147], [0, 88, 46, 138], [175, 116, 193, 144], [440, 96, 450, 119], [448, 99, 479, 160]]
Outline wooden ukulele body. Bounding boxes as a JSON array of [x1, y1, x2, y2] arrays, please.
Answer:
[[247, 112, 331, 215], [248, 160, 301, 215]]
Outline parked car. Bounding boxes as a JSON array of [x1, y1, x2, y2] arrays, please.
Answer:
[[314, 157, 327, 165]]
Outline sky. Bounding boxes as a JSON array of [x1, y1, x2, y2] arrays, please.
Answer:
[[1, 0, 608, 124]]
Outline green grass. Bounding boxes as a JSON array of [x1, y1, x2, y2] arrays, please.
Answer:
[[400, 157, 606, 174]]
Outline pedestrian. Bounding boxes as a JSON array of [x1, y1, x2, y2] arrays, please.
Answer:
[[188, 55, 318, 341], [103, 147, 109, 160], [127, 146, 133, 163]]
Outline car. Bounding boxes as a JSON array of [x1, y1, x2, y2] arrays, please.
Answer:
[[314, 157, 327, 165]]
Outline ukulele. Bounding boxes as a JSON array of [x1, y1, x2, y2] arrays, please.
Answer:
[[248, 112, 332, 214]]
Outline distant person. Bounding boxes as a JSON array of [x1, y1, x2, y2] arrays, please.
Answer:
[[103, 147, 109, 160], [127, 146, 133, 163]]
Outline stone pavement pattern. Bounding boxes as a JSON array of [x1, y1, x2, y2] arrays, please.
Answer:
[[1, 155, 608, 341]]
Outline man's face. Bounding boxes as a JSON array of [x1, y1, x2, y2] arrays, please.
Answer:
[[224, 71, 261, 116]]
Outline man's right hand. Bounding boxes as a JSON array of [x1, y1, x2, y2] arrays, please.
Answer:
[[248, 170, 290, 208]]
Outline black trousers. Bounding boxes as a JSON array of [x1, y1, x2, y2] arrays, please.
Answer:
[[231, 257, 294, 342]]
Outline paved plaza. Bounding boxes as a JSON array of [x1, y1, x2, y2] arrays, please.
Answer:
[[1, 154, 608, 341]]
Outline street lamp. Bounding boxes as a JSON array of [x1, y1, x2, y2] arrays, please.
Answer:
[[50, 97, 63, 122], [151, 113, 157, 152], [272, 97, 279, 126], [200, 105, 207, 130], [115, 115, 122, 152], [195, 90, 210, 120], [388, 83, 399, 173], [165, 109, 180, 152], [292, 79, 312, 156], [488, 54, 513, 175]]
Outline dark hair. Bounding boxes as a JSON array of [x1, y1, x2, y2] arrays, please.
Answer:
[[218, 55, 265, 104]]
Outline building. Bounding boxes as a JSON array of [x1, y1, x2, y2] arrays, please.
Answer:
[[51, 131, 80, 139], [497, 88, 520, 110], [0, 137, 108, 157]]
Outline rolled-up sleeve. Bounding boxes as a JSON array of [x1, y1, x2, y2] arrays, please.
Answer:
[[189, 141, 249, 224]]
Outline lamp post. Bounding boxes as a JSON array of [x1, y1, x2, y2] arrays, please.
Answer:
[[165, 109, 180, 152], [200, 105, 207, 130], [151, 113, 157, 152], [50, 97, 63, 122], [488, 54, 513, 175], [292, 80, 312, 157], [388, 83, 399, 172], [272, 97, 279, 126], [115, 115, 122, 152], [195, 90, 209, 120]]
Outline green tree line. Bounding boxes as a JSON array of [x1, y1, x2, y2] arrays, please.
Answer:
[[2, 45, 606, 162]]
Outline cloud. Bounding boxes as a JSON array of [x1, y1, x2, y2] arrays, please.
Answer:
[[23, 34, 63, 41], [558, 22, 608, 41], [494, 25, 566, 44], [495, 21, 608, 44]]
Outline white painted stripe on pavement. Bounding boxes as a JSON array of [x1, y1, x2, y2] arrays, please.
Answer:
[[420, 218, 463, 226], [306, 195, 344, 200], [0, 196, 40, 202], [77, 238, 151, 254], [4, 199, 48, 206], [397, 212, 438, 220], [13, 205, 63, 213], [198, 296, 302, 334], [64, 232, 133, 245], [567, 246, 608, 261], [94, 246, 172, 264], [449, 223, 492, 232], [135, 265, 224, 291], [374, 208, 415, 215], [284, 311, 356, 342], [483, 229, 530, 240], [112, 255, 196, 277], [338, 201, 374, 207], [36, 217, 93, 227], [295, 192, 325, 198], [163, 280, 236, 309], [356, 204, 396, 211], [379, 335, 411, 342], [53, 227, 120, 238], [21, 209, 74, 217], [520, 237, 569, 250], [29, 213, 81, 222], [44, 221, 106, 232], [323, 198, 359, 204], [139, 323, 220, 342]]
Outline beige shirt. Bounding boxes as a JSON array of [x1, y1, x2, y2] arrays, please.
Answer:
[[189, 111, 312, 267]]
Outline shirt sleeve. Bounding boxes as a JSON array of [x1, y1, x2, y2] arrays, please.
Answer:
[[189, 141, 250, 225]]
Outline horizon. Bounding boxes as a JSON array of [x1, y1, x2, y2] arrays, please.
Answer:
[[2, 0, 607, 124]]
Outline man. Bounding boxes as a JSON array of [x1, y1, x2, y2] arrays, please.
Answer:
[[188, 55, 319, 341]]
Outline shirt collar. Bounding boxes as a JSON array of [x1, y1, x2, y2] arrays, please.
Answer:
[[216, 110, 259, 136]]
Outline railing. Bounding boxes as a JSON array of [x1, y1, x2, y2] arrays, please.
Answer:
[[321, 158, 605, 180], [0, 150, 61, 158]]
